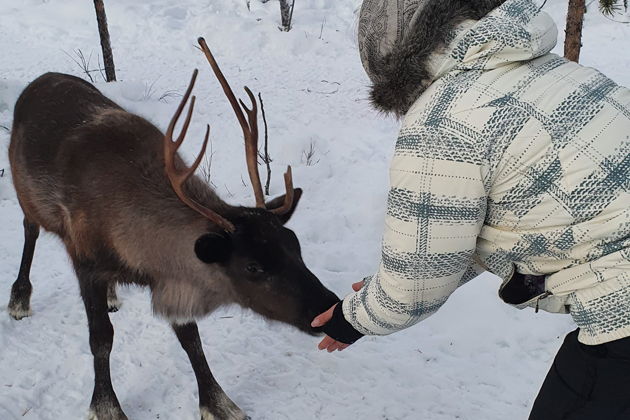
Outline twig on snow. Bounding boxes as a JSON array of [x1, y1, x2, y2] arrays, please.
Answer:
[[199, 137, 217, 188], [319, 16, 326, 39], [63, 49, 96, 82], [302, 141, 320, 166], [142, 78, 159, 101], [158, 90, 182, 103], [63, 49, 107, 83]]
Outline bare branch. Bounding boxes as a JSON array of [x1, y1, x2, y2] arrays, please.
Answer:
[[158, 90, 182, 103], [97, 54, 107, 82], [319, 16, 326, 39], [258, 92, 272, 195], [288, 0, 296, 29], [63, 49, 99, 83], [143, 78, 159, 101], [302, 141, 320, 166], [199, 136, 216, 188]]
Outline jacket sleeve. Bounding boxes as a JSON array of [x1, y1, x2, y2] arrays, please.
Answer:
[[341, 124, 488, 336]]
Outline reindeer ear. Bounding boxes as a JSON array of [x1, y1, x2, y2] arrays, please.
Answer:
[[265, 188, 303, 225], [194, 233, 232, 264]]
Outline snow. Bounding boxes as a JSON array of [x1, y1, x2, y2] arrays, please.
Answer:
[[0, 0, 628, 419]]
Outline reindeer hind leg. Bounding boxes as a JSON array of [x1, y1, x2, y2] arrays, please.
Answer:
[[76, 259, 127, 420], [8, 218, 39, 320]]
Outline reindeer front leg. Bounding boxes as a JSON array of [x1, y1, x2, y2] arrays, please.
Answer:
[[76, 262, 127, 420], [172, 322, 248, 420]]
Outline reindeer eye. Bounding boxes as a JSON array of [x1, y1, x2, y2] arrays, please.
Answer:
[[246, 263, 263, 274]]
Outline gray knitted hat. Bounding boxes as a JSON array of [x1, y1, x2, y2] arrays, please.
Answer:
[[358, 0, 426, 82], [357, 0, 506, 117]]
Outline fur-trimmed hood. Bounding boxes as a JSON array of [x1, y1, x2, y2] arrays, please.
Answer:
[[358, 0, 558, 117]]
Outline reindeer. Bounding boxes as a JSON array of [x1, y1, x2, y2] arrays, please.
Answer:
[[6, 37, 339, 420]]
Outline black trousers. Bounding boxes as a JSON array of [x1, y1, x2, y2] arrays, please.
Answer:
[[529, 329, 630, 419]]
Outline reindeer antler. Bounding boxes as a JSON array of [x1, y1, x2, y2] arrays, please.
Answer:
[[164, 69, 236, 233], [197, 37, 294, 215]]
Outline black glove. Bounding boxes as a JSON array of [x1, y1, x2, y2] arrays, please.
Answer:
[[322, 302, 364, 344]]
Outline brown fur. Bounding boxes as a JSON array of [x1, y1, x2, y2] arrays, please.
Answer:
[[10, 73, 231, 310]]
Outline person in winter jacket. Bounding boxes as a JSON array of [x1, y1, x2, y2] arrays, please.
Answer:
[[312, 0, 630, 418]]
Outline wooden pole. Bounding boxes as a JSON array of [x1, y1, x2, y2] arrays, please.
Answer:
[[564, 0, 586, 62], [93, 0, 116, 81]]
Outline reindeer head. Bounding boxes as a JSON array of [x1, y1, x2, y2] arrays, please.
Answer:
[[161, 39, 339, 334], [195, 204, 339, 334]]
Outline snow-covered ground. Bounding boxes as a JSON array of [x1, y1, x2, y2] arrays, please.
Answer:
[[1, 1, 628, 419]]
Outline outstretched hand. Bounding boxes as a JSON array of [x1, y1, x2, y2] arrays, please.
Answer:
[[311, 280, 365, 352]]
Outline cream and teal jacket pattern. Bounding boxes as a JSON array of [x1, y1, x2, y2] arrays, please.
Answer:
[[344, 0, 630, 345]]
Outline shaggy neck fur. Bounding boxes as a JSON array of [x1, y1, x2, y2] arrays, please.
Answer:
[[360, 0, 507, 117], [108, 173, 238, 322]]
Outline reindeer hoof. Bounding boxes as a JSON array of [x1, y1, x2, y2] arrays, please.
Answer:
[[87, 403, 128, 420], [200, 403, 248, 420], [7, 302, 32, 320]]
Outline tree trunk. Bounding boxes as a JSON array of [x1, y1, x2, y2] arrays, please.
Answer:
[[279, 0, 295, 31], [564, 0, 586, 62], [93, 0, 116, 82]]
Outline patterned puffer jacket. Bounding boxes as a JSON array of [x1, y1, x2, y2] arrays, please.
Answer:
[[343, 0, 630, 345]]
